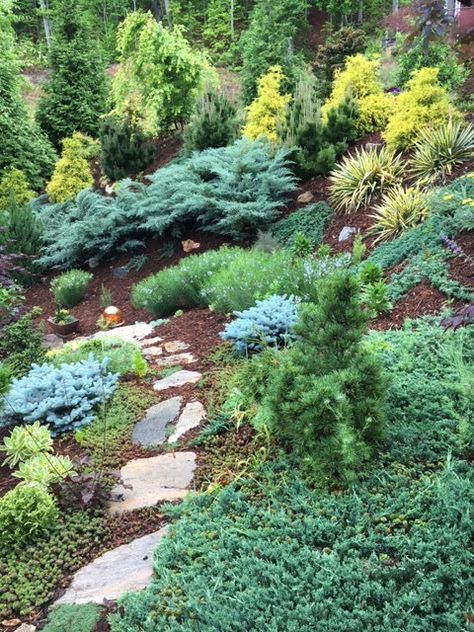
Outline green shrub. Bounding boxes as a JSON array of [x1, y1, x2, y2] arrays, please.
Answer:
[[12, 453, 74, 485], [360, 279, 392, 317], [370, 186, 429, 243], [46, 133, 94, 204], [271, 202, 332, 247], [50, 269, 92, 308], [0, 482, 58, 546], [410, 119, 474, 185], [0, 312, 45, 378], [0, 198, 44, 280], [184, 85, 238, 153], [43, 604, 101, 632], [0, 168, 34, 211], [329, 146, 406, 213], [0, 421, 53, 467], [99, 113, 154, 182], [263, 271, 385, 482], [48, 337, 147, 377]]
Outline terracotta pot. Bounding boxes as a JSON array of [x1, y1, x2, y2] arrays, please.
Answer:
[[48, 317, 79, 338]]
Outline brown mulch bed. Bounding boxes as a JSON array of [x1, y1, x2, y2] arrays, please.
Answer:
[[447, 231, 474, 288], [24, 233, 230, 338]]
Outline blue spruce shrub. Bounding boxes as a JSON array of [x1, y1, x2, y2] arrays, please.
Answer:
[[1, 356, 118, 434], [221, 295, 298, 354]]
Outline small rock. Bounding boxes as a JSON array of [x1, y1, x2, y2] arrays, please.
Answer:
[[14, 626, 35, 632], [297, 191, 314, 204], [54, 528, 168, 605], [88, 257, 100, 269], [108, 453, 196, 514], [164, 340, 190, 353], [338, 226, 356, 242], [42, 334, 64, 351], [182, 239, 200, 253], [157, 353, 195, 367], [132, 397, 182, 446], [168, 401, 206, 443], [112, 266, 129, 279], [140, 336, 163, 348], [142, 346, 163, 357], [153, 370, 202, 391]]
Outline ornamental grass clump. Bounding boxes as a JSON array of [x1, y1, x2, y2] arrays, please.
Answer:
[[329, 146, 406, 213], [370, 186, 429, 243]]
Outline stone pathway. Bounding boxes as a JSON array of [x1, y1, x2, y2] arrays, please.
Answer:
[[108, 452, 197, 514], [54, 527, 169, 605], [48, 325, 208, 611]]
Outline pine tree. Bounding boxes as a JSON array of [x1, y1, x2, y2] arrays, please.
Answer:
[[99, 113, 155, 181], [265, 271, 385, 483], [242, 66, 291, 143], [0, 15, 55, 190], [36, 0, 108, 147], [46, 133, 94, 203], [324, 91, 358, 157], [184, 85, 238, 153]]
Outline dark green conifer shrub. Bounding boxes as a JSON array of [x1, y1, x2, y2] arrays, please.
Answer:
[[184, 86, 239, 153], [99, 113, 154, 181], [36, 1, 107, 146], [264, 271, 385, 482]]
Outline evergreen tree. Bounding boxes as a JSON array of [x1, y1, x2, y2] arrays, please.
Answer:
[[184, 85, 238, 153], [36, 0, 108, 147], [0, 168, 34, 211], [240, 0, 308, 104], [0, 14, 55, 190], [46, 133, 94, 203], [264, 271, 385, 482], [100, 112, 155, 181], [324, 91, 358, 156]]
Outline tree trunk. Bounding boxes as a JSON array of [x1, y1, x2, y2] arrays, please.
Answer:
[[392, 0, 399, 12], [38, 0, 51, 48], [230, 0, 234, 38], [358, 0, 363, 23]]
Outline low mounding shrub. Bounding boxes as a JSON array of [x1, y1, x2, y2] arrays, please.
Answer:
[[410, 119, 474, 185], [1, 357, 118, 434], [271, 203, 332, 247], [370, 186, 428, 243], [0, 312, 45, 378], [38, 141, 297, 269], [220, 295, 298, 354], [263, 271, 385, 482], [42, 604, 101, 632], [329, 147, 406, 213], [0, 482, 58, 546], [47, 337, 147, 377], [50, 269, 93, 308], [383, 67, 455, 151]]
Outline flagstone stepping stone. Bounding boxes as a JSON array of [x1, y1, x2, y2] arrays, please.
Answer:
[[132, 397, 182, 446], [42, 333, 64, 350], [108, 452, 196, 514], [91, 322, 155, 344], [14, 625, 35, 632], [140, 335, 163, 348], [168, 401, 206, 443], [54, 527, 168, 605], [164, 340, 190, 353], [142, 345, 163, 357], [153, 370, 202, 391], [156, 352, 196, 367]]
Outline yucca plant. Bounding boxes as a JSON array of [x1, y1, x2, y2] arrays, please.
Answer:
[[370, 186, 428, 243], [329, 146, 406, 213], [410, 119, 474, 184]]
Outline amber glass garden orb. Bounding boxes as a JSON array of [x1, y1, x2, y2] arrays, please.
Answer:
[[102, 306, 124, 327]]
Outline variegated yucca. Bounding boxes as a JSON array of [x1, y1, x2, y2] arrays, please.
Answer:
[[370, 186, 428, 243], [329, 146, 406, 213], [410, 119, 474, 184]]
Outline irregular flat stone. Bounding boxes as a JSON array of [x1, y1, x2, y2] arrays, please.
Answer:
[[168, 401, 206, 443], [91, 322, 155, 344], [156, 353, 196, 367], [42, 334, 64, 350], [14, 626, 35, 632], [140, 336, 163, 348], [108, 452, 196, 514], [297, 191, 314, 204], [153, 370, 202, 391], [338, 226, 356, 242], [142, 345, 163, 357], [132, 397, 182, 446], [54, 528, 168, 605], [164, 340, 190, 353]]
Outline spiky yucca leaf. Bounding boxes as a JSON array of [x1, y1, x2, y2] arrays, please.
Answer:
[[370, 186, 428, 243], [329, 146, 406, 213], [411, 119, 474, 184]]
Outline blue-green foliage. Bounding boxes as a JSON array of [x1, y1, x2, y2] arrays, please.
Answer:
[[368, 176, 474, 301], [221, 295, 298, 353], [37, 141, 297, 269], [109, 319, 474, 632], [1, 357, 118, 434], [271, 202, 333, 247]]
